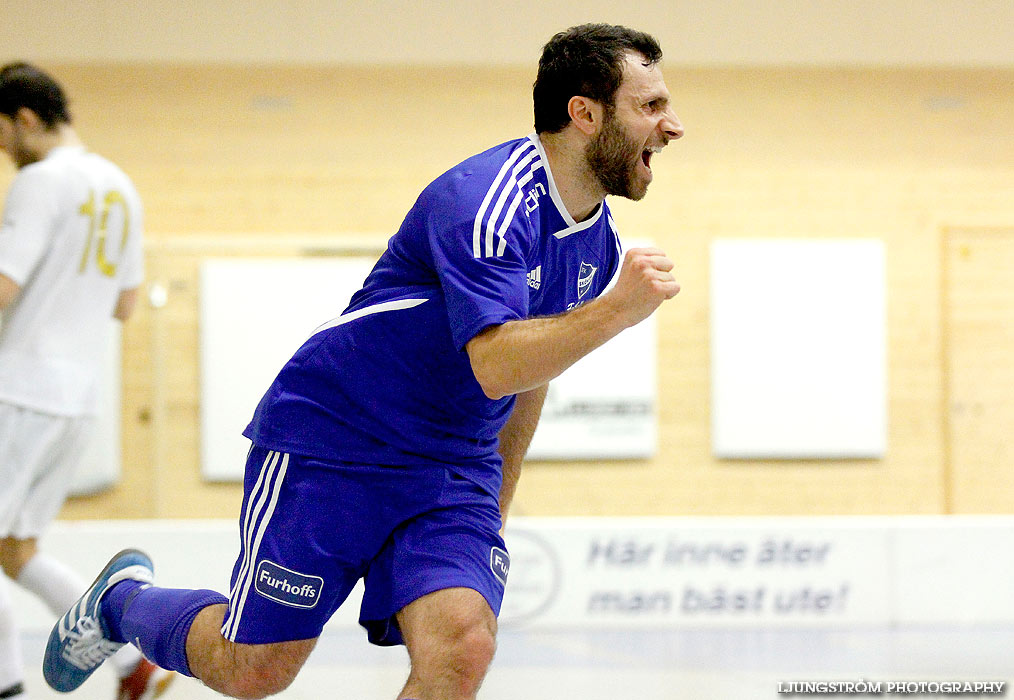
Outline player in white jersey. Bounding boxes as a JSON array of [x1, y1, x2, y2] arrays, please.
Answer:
[[0, 63, 170, 700]]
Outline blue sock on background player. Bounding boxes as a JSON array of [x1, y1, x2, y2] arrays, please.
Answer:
[[103, 581, 227, 677]]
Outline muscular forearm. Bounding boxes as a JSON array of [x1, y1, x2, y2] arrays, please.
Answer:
[[467, 247, 679, 400], [468, 296, 628, 400], [497, 384, 548, 523]]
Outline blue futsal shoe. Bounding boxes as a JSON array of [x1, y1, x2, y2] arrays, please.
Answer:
[[43, 549, 154, 693]]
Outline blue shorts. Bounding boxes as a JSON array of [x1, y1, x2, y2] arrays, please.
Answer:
[[219, 446, 509, 646]]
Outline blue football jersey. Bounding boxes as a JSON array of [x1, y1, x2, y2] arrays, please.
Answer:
[[244, 134, 622, 496]]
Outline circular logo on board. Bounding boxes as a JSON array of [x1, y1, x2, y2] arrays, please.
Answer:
[[498, 528, 561, 626]]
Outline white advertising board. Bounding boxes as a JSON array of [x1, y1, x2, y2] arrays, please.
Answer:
[[19, 516, 1014, 636], [500, 517, 892, 629]]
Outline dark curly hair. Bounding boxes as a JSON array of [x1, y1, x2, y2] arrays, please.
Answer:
[[533, 24, 662, 134], [0, 62, 72, 128]]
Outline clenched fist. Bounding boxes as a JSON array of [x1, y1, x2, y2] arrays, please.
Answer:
[[603, 247, 680, 328]]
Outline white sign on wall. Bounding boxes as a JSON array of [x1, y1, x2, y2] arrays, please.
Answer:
[[528, 236, 658, 460], [710, 238, 887, 459], [70, 322, 121, 495], [199, 258, 379, 480], [527, 316, 656, 460]]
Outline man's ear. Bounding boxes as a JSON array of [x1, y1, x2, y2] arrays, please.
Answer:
[[567, 96, 603, 136], [14, 107, 42, 130]]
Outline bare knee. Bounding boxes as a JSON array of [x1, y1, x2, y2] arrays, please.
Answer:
[[426, 616, 497, 698], [186, 604, 315, 699], [204, 641, 315, 700], [399, 589, 498, 699], [449, 603, 496, 662], [216, 649, 303, 700], [451, 623, 497, 683]]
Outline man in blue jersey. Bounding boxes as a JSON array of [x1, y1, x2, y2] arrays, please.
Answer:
[[44, 23, 683, 700]]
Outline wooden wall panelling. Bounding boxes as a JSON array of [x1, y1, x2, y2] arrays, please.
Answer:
[[941, 227, 1014, 513], [33, 64, 1011, 519]]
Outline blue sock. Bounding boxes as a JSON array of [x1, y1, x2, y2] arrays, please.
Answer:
[[101, 580, 144, 643], [101, 582, 227, 677]]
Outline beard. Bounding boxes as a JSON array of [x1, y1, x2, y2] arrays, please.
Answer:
[[8, 128, 41, 168], [584, 108, 647, 201], [12, 146, 39, 168]]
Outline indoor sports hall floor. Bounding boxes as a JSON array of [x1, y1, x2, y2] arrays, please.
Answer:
[[19, 624, 1013, 699]]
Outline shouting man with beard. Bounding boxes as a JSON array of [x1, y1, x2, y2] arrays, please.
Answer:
[[44, 23, 683, 700]]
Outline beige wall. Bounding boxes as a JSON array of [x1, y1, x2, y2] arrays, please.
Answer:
[[3, 1, 1014, 66], [0, 62, 1008, 519]]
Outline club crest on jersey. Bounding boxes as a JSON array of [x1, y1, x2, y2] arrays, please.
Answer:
[[577, 262, 598, 299], [490, 547, 510, 586], [254, 560, 323, 609]]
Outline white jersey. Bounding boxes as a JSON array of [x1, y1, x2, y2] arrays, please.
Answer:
[[0, 146, 143, 416]]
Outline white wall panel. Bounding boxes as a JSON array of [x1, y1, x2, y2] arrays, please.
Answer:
[[70, 322, 121, 495], [710, 239, 886, 459], [199, 257, 377, 480]]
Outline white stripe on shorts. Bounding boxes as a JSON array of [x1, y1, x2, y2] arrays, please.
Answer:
[[225, 450, 278, 620], [221, 450, 290, 641]]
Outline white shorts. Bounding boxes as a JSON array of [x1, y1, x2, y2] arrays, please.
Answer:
[[0, 403, 93, 538]]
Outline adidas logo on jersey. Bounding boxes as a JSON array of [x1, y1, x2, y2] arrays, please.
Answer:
[[527, 265, 542, 290]]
